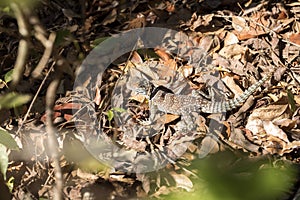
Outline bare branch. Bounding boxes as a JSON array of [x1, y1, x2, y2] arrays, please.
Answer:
[[10, 3, 30, 89], [45, 72, 63, 200], [32, 32, 56, 78]]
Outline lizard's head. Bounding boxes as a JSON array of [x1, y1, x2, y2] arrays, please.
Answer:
[[134, 80, 155, 99]]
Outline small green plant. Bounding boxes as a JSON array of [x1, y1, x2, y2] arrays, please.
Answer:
[[0, 91, 31, 188]]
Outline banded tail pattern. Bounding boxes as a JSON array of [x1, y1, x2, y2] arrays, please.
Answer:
[[201, 72, 273, 113]]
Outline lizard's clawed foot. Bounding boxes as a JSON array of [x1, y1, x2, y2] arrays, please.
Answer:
[[138, 118, 153, 126], [176, 121, 197, 132]]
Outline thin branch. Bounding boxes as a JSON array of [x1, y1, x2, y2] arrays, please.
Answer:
[[10, 3, 30, 89], [15, 63, 55, 136], [32, 32, 56, 78], [45, 71, 63, 200]]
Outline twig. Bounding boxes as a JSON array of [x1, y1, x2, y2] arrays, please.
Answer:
[[32, 32, 56, 78], [10, 3, 29, 90], [15, 63, 55, 136], [45, 71, 63, 200], [15, 11, 57, 135]]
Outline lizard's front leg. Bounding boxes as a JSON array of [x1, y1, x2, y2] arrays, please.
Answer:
[[180, 111, 196, 132], [140, 101, 158, 125]]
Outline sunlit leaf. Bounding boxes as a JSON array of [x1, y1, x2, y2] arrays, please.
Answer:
[[6, 176, 14, 192], [287, 90, 296, 113], [54, 29, 71, 46], [107, 110, 114, 122], [112, 107, 126, 113], [4, 69, 13, 83], [1, 6, 10, 13], [0, 144, 8, 180], [0, 92, 31, 109], [91, 36, 110, 47], [0, 0, 38, 7], [0, 129, 19, 150]]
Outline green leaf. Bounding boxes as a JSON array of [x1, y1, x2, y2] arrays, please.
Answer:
[[0, 144, 8, 180], [112, 107, 126, 113], [0, 0, 38, 8], [0, 129, 19, 150], [91, 36, 110, 48], [4, 69, 13, 83], [6, 176, 14, 192], [1, 6, 10, 13], [107, 110, 114, 122], [54, 29, 71, 46], [287, 90, 296, 113], [0, 92, 31, 109]]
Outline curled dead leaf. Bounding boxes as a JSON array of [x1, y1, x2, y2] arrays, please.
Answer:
[[169, 171, 193, 192], [263, 120, 289, 143], [198, 136, 219, 159]]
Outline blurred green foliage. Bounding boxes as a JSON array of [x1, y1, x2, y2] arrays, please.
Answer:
[[0, 92, 31, 109], [166, 151, 296, 200], [0, 0, 38, 8]]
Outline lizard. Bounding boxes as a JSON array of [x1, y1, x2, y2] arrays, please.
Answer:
[[133, 71, 273, 130]]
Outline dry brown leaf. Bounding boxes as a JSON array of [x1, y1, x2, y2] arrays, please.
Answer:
[[163, 114, 180, 124], [179, 64, 193, 78], [295, 95, 300, 105], [245, 99, 291, 137], [245, 118, 265, 137], [155, 49, 171, 62], [248, 102, 290, 121], [198, 35, 221, 53], [262, 135, 286, 155], [228, 128, 261, 153], [127, 13, 146, 29], [221, 75, 243, 95], [102, 8, 117, 25], [165, 1, 176, 13], [84, 16, 94, 31], [224, 31, 239, 46], [130, 51, 144, 64], [263, 120, 289, 142], [169, 171, 193, 192], [136, 174, 151, 194], [188, 13, 214, 31], [273, 118, 297, 130], [198, 136, 219, 158], [219, 44, 247, 59], [94, 86, 101, 106], [76, 168, 98, 180], [151, 186, 171, 198], [288, 33, 300, 46], [129, 94, 147, 103], [232, 12, 292, 40]]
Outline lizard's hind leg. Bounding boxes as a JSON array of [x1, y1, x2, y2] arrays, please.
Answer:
[[179, 112, 197, 132]]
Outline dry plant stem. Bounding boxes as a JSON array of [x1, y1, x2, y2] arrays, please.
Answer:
[[16, 63, 55, 136], [16, 14, 57, 134], [10, 3, 29, 89], [32, 32, 56, 78], [46, 74, 63, 200]]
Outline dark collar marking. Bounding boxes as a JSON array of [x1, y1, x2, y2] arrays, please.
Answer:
[[150, 85, 174, 100]]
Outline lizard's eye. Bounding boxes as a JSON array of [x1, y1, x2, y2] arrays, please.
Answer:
[[134, 81, 152, 96], [135, 87, 147, 95]]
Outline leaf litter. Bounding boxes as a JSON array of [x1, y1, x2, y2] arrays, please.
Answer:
[[1, 0, 300, 199]]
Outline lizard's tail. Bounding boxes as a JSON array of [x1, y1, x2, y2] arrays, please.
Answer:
[[222, 72, 273, 112], [201, 71, 273, 113]]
